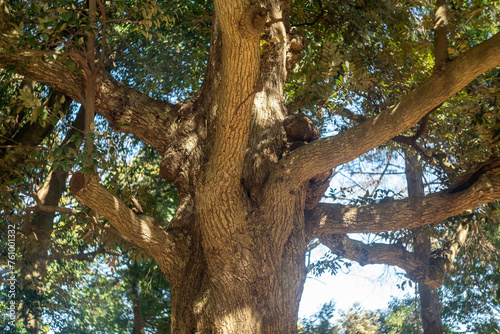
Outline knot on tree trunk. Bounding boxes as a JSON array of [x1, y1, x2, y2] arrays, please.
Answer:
[[286, 32, 304, 71], [69, 170, 95, 195], [305, 169, 333, 210], [284, 114, 319, 142], [240, 3, 269, 36]]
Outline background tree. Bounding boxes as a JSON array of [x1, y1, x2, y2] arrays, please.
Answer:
[[1, 0, 500, 332], [299, 301, 381, 334]]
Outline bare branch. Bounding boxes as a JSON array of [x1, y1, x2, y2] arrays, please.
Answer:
[[25, 205, 79, 216], [48, 246, 110, 262]]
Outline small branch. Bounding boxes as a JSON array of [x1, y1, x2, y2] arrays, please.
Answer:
[[430, 222, 469, 274], [49, 247, 105, 262], [334, 107, 367, 123], [370, 149, 393, 197], [25, 205, 79, 216], [96, 0, 106, 75], [291, 0, 325, 27]]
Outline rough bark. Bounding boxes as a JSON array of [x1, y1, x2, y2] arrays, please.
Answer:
[[2, 1, 500, 332]]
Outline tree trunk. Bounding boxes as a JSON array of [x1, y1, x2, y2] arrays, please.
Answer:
[[168, 4, 307, 332], [51, 1, 500, 332], [17, 217, 51, 334], [418, 282, 443, 334], [18, 167, 72, 333], [406, 153, 444, 334], [169, 212, 308, 334]]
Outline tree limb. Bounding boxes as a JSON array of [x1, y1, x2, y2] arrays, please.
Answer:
[[433, 0, 449, 71], [320, 221, 469, 289], [305, 166, 500, 237], [69, 171, 188, 280], [320, 234, 446, 288], [25, 205, 79, 216], [267, 31, 500, 191], [0, 50, 179, 154], [0, 2, 184, 156]]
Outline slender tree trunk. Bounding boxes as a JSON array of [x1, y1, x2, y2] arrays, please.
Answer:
[[406, 153, 444, 334], [418, 280, 443, 334], [131, 280, 145, 334]]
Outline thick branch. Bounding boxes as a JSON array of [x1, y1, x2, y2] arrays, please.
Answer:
[[100, 223, 142, 249], [268, 31, 500, 191], [320, 234, 446, 288], [0, 50, 180, 154], [0, 0, 183, 156], [196, 2, 268, 260], [433, 0, 449, 71], [202, 1, 264, 187], [69, 171, 187, 280], [306, 167, 500, 236]]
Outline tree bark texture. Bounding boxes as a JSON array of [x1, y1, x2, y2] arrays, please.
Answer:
[[3, 1, 500, 333]]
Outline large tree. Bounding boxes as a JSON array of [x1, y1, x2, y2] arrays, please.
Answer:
[[1, 0, 500, 332]]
